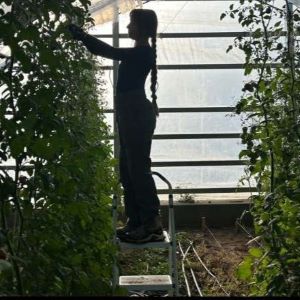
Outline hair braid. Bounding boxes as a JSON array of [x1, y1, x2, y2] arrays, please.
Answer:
[[150, 36, 159, 117]]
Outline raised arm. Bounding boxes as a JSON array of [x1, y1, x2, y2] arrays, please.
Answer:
[[68, 24, 134, 61]]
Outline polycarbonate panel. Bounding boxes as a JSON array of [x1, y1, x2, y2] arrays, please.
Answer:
[[103, 111, 242, 134], [89, 20, 113, 35], [154, 112, 241, 134], [99, 70, 114, 108], [84, 0, 267, 195], [145, 69, 248, 108], [104, 112, 114, 130], [119, 37, 244, 65], [119, 0, 284, 34], [100, 69, 257, 110], [151, 138, 244, 161], [117, 1, 243, 33], [152, 165, 254, 189]]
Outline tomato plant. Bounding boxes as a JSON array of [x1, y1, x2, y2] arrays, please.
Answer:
[[0, 0, 118, 295], [222, 0, 300, 295]]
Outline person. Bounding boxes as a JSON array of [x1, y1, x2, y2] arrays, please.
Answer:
[[68, 9, 164, 243]]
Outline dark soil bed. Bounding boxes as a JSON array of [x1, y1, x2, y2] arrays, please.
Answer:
[[118, 227, 253, 296]]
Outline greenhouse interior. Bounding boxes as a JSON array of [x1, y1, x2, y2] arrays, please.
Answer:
[[0, 0, 299, 297]]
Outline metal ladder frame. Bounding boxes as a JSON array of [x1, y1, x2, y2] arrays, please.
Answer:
[[112, 171, 179, 296]]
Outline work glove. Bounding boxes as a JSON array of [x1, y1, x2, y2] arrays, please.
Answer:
[[68, 24, 86, 40]]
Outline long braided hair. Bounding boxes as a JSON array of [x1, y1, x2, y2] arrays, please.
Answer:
[[130, 9, 159, 117]]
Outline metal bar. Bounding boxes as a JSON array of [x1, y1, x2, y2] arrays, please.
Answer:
[[158, 63, 280, 69], [106, 133, 241, 139], [152, 133, 241, 139], [93, 32, 251, 38], [112, 5, 120, 167], [146, 0, 239, 1], [112, 195, 119, 291], [0, 133, 241, 140], [0, 165, 33, 171], [158, 107, 236, 113], [111, 7, 120, 293], [156, 187, 257, 194], [103, 107, 236, 113], [101, 63, 281, 70], [6, 106, 239, 115], [7, 106, 236, 116], [152, 160, 248, 167], [1, 165, 255, 194], [93, 32, 288, 39]]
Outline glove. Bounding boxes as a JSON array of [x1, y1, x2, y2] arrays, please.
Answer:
[[68, 24, 86, 40]]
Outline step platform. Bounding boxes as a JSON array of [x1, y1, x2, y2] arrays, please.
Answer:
[[119, 275, 173, 291], [117, 230, 171, 249]]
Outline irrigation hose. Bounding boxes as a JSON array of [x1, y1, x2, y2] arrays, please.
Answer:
[[178, 241, 192, 297], [190, 242, 230, 296], [178, 241, 203, 297]]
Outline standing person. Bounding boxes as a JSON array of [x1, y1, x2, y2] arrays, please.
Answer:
[[68, 9, 164, 243]]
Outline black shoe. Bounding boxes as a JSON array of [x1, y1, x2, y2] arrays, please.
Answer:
[[120, 216, 164, 244], [116, 221, 139, 238]]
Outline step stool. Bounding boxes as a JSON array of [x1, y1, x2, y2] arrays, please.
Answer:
[[112, 171, 179, 296]]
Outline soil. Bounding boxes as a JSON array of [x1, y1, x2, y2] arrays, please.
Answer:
[[118, 226, 253, 297]]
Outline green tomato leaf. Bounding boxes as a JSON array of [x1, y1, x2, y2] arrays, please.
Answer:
[[249, 247, 263, 258], [236, 256, 253, 281]]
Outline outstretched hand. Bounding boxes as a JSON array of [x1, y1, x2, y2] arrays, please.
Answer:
[[68, 24, 85, 40]]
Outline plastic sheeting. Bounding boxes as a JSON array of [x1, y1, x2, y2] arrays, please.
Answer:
[[289, 0, 300, 6], [89, 0, 142, 24], [1, 0, 290, 197], [90, 1, 254, 193]]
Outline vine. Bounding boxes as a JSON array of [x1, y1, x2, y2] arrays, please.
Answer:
[[0, 0, 118, 295], [222, 0, 300, 295]]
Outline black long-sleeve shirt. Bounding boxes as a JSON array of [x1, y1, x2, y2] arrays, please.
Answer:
[[81, 34, 155, 93]]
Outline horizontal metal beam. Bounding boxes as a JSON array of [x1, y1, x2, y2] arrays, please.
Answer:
[[0, 133, 241, 142], [1, 159, 248, 171], [151, 133, 240, 139], [101, 64, 244, 70], [157, 187, 257, 194], [1, 160, 248, 170], [152, 160, 247, 167], [101, 63, 281, 70], [107, 133, 241, 139], [1, 166, 255, 194], [93, 31, 288, 39], [0, 165, 33, 171], [145, 0, 239, 1], [4, 107, 236, 116], [103, 106, 236, 113], [159, 106, 235, 112], [93, 32, 251, 39]]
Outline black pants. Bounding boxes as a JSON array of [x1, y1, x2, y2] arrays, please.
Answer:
[[116, 90, 160, 226]]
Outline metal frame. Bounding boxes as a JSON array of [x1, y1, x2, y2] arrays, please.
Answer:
[[94, 31, 287, 39], [92, 3, 294, 197], [0, 1, 259, 199], [101, 63, 280, 70], [104, 106, 236, 113], [114, 172, 179, 296], [152, 171, 179, 296]]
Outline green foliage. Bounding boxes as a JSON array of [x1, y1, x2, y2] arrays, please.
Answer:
[[0, 0, 118, 295], [222, 0, 300, 296]]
